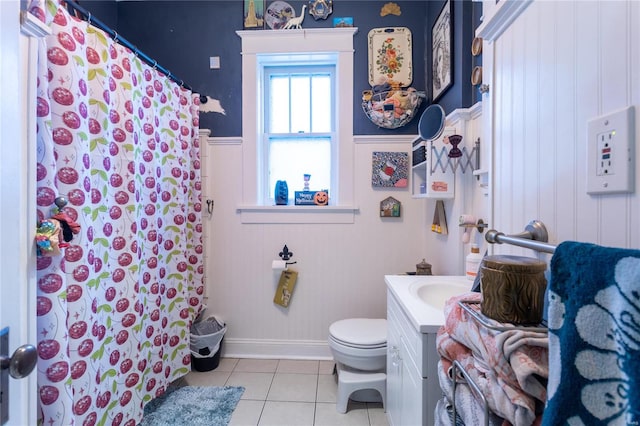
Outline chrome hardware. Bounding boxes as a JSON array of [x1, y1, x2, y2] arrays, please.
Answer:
[[1, 328, 37, 424], [485, 220, 556, 254], [1, 344, 37, 379]]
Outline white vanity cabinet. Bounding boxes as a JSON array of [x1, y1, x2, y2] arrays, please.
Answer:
[[386, 288, 440, 426]]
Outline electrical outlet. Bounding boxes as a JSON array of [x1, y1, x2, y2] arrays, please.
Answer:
[[596, 130, 613, 176], [587, 106, 635, 194]]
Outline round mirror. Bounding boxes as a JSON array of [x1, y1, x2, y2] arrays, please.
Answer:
[[418, 104, 445, 140]]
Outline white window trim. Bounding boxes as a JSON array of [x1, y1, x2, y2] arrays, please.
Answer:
[[261, 63, 336, 204], [237, 28, 358, 224]]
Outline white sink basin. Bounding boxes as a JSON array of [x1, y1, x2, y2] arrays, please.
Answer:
[[409, 281, 471, 310], [386, 275, 471, 333]]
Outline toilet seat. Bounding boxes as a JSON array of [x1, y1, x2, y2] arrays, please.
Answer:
[[328, 318, 387, 372], [329, 318, 386, 347], [328, 335, 387, 357], [329, 336, 386, 350]]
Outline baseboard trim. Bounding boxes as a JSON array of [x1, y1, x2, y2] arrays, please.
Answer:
[[220, 338, 333, 360]]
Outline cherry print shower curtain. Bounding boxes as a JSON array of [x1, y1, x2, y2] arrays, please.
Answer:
[[30, 1, 204, 424]]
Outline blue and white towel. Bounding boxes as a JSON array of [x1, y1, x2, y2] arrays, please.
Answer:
[[543, 241, 640, 425]]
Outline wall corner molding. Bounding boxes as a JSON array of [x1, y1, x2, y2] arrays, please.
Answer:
[[476, 0, 533, 42], [446, 101, 483, 125], [205, 136, 243, 146], [353, 134, 417, 145]]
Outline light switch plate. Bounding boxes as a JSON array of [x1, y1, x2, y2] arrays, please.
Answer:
[[586, 106, 635, 195]]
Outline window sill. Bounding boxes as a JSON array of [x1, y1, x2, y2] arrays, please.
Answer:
[[237, 205, 359, 224]]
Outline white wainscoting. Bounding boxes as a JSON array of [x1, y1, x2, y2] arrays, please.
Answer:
[[200, 130, 427, 359], [488, 0, 640, 260]]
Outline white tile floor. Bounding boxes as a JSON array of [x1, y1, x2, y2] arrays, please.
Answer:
[[179, 358, 389, 426]]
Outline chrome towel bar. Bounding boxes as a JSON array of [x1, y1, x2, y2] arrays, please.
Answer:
[[485, 220, 556, 254]]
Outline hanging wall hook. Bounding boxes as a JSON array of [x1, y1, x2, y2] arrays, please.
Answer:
[[206, 199, 214, 215]]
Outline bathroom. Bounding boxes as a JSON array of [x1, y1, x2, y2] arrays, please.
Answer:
[[2, 0, 639, 424]]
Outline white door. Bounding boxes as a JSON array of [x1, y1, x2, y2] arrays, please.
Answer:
[[0, 3, 42, 425]]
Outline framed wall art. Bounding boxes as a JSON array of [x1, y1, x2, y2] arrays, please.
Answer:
[[333, 17, 353, 27], [380, 196, 401, 217], [244, 0, 265, 29], [371, 152, 409, 188], [432, 0, 452, 101]]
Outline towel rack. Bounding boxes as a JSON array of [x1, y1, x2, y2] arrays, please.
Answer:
[[452, 360, 490, 426], [485, 220, 556, 254], [458, 300, 548, 333]]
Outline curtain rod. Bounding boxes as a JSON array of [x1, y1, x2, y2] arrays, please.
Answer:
[[62, 0, 193, 92]]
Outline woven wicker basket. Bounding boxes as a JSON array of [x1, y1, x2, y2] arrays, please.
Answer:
[[362, 90, 423, 129]]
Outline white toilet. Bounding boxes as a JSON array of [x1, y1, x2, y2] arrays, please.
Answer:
[[328, 318, 387, 413]]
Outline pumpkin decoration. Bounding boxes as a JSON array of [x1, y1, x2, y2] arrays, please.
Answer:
[[313, 191, 329, 206]]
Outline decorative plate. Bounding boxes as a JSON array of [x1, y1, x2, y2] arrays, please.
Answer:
[[309, 0, 332, 20], [471, 66, 483, 85], [471, 37, 483, 56], [265, 1, 296, 30], [367, 27, 413, 87]]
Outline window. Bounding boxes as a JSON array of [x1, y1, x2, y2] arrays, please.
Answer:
[[262, 64, 335, 204], [237, 28, 358, 223]]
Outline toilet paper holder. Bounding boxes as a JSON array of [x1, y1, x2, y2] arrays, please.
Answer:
[[459, 218, 488, 233], [279, 245, 297, 265]]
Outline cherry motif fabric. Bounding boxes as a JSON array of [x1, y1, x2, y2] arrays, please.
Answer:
[[31, 1, 204, 424]]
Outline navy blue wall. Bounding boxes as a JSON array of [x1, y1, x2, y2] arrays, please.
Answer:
[[80, 0, 480, 137], [426, 0, 482, 114], [76, 1, 118, 29]]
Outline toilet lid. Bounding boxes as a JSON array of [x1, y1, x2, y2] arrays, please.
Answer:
[[329, 318, 387, 346]]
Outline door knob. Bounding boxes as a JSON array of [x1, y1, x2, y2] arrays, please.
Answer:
[[0, 344, 37, 379]]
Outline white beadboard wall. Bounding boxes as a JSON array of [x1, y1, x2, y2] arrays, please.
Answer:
[[489, 0, 640, 260], [200, 133, 429, 358]]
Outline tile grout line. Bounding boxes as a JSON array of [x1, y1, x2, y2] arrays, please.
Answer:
[[313, 372, 319, 426]]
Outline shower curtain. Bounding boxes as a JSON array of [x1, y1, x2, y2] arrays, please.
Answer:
[[30, 1, 204, 424]]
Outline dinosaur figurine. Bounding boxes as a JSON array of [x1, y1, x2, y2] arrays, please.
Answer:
[[283, 5, 306, 29]]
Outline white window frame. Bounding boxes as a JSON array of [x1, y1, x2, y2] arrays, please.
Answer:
[[261, 62, 336, 205], [237, 28, 358, 224]]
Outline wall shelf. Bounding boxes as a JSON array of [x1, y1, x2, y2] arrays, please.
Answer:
[[411, 137, 480, 198], [430, 139, 480, 175]]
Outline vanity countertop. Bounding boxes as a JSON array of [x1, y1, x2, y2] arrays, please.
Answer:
[[385, 274, 473, 333]]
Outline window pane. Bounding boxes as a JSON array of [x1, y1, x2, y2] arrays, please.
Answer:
[[269, 137, 331, 197], [290, 76, 310, 133], [311, 75, 331, 132], [269, 76, 290, 133]]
